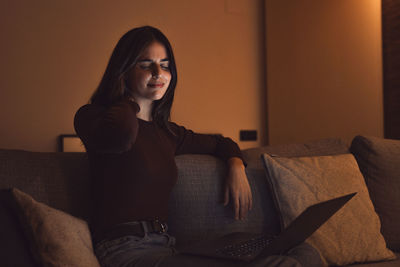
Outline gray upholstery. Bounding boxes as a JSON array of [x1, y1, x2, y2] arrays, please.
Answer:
[[350, 136, 400, 251], [0, 150, 91, 221], [0, 137, 398, 266], [169, 138, 350, 247], [169, 154, 280, 247], [242, 138, 349, 170]]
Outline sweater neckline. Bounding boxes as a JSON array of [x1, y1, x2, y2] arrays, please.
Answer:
[[137, 117, 153, 124]]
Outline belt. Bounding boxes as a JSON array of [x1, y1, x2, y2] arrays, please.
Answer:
[[94, 220, 168, 244]]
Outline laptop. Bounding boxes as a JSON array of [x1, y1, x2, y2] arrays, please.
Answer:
[[180, 192, 356, 262]]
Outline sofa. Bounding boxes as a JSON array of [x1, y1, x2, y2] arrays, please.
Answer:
[[0, 135, 399, 266]]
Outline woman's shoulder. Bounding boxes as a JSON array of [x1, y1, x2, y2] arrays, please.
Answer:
[[166, 120, 191, 134], [74, 103, 105, 121], [167, 120, 180, 129], [76, 99, 139, 117]]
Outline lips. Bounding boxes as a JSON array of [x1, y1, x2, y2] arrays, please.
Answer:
[[148, 83, 164, 88]]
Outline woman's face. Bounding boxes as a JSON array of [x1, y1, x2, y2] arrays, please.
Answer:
[[127, 41, 171, 103]]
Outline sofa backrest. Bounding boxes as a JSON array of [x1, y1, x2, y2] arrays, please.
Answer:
[[168, 138, 349, 246], [0, 150, 91, 221], [168, 154, 281, 246], [0, 138, 349, 246]]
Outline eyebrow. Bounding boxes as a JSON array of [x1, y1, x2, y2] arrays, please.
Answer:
[[137, 58, 169, 63]]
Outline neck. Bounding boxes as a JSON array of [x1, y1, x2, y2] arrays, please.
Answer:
[[136, 99, 153, 121]]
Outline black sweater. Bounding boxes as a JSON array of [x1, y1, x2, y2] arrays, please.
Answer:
[[74, 99, 243, 236]]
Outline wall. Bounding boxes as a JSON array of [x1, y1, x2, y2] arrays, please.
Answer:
[[265, 0, 383, 145], [0, 0, 266, 152]]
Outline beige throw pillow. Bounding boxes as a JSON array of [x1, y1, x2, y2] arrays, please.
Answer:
[[262, 153, 395, 266], [11, 188, 100, 267]]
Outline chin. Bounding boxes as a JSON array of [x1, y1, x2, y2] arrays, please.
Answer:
[[151, 96, 164, 101], [150, 91, 167, 101]]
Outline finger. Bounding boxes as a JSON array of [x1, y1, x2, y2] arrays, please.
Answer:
[[223, 186, 229, 206], [249, 191, 253, 211], [234, 193, 240, 220], [240, 195, 248, 220]]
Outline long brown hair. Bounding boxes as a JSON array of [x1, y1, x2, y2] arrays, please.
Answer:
[[91, 26, 178, 131]]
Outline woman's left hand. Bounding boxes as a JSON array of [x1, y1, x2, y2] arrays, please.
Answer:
[[224, 157, 253, 220]]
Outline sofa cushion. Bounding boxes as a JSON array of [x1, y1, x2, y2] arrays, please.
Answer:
[[350, 136, 400, 251], [0, 189, 37, 267], [10, 188, 100, 267], [262, 153, 395, 266]]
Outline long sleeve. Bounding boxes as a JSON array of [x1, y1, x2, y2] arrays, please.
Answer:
[[169, 122, 245, 163], [74, 99, 140, 153]]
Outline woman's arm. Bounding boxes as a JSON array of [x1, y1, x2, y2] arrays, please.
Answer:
[[171, 123, 243, 160], [74, 99, 140, 153], [170, 122, 252, 220], [224, 157, 253, 220]]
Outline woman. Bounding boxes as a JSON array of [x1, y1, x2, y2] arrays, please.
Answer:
[[74, 26, 318, 267]]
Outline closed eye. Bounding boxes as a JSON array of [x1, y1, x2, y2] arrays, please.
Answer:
[[138, 63, 151, 69], [161, 63, 170, 70], [137, 60, 170, 70]]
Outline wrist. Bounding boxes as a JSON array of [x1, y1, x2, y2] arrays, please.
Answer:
[[228, 157, 245, 170]]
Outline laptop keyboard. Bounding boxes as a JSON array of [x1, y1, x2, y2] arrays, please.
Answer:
[[216, 235, 273, 258]]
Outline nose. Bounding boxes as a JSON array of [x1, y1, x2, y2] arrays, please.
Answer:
[[151, 64, 161, 78]]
